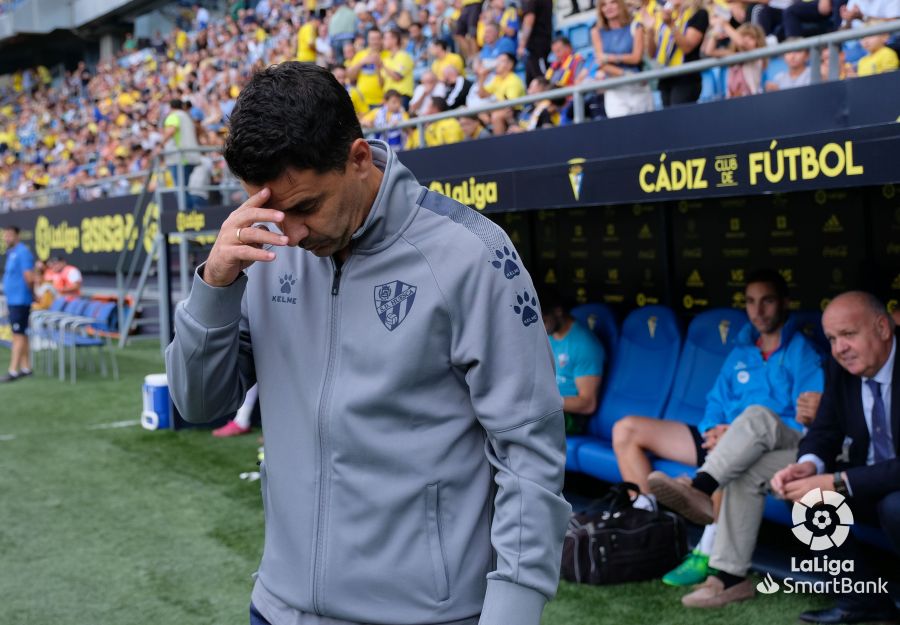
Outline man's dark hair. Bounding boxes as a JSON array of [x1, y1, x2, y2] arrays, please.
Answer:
[[384, 89, 402, 101], [169, 98, 184, 109], [537, 287, 572, 314], [4, 225, 20, 235], [746, 268, 789, 299], [500, 52, 517, 65], [432, 39, 449, 50], [553, 36, 572, 47], [430, 96, 449, 112], [224, 62, 363, 184]]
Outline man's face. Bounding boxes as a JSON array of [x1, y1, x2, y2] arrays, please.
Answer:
[[443, 67, 457, 85], [368, 30, 383, 51], [496, 54, 512, 74], [823, 299, 893, 378], [551, 41, 570, 61], [410, 24, 421, 39], [744, 281, 787, 336], [785, 49, 808, 70], [241, 146, 374, 258], [484, 24, 498, 44], [3, 229, 17, 247], [542, 307, 565, 335], [459, 117, 477, 136]]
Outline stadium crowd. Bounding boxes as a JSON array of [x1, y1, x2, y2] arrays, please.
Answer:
[[0, 0, 897, 209]]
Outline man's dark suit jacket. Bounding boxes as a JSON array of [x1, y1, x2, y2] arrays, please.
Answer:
[[798, 330, 899, 500]]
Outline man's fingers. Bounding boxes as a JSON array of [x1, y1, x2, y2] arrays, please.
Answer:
[[771, 473, 783, 492], [233, 207, 285, 227], [236, 225, 289, 249], [232, 244, 277, 264], [783, 482, 806, 501], [245, 186, 270, 204]]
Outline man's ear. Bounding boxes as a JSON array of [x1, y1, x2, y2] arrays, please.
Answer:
[[875, 314, 892, 340], [348, 138, 372, 176]]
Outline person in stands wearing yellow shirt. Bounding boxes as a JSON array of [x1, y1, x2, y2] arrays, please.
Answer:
[[331, 65, 370, 119], [476, 52, 526, 135], [348, 29, 391, 107], [460, 114, 492, 140], [382, 29, 416, 107], [456, 0, 484, 61], [406, 96, 465, 149], [857, 31, 899, 76], [430, 40, 466, 78], [297, 12, 321, 62]]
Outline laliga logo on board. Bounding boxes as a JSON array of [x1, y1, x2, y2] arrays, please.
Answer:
[[754, 489, 887, 596], [791, 487, 853, 551]]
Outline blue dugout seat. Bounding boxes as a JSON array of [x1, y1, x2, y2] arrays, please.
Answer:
[[660, 308, 748, 427], [573, 306, 682, 480], [567, 303, 619, 471], [792, 309, 829, 355], [571, 302, 619, 357]]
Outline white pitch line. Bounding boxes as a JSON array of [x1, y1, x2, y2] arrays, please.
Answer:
[[87, 420, 141, 430], [0, 434, 16, 441]]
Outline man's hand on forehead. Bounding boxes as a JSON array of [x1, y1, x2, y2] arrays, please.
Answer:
[[203, 187, 291, 287]]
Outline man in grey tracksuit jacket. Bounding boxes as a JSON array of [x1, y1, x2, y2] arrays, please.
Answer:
[[166, 68, 569, 625]]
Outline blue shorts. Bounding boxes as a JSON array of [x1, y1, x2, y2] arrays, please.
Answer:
[[8, 305, 30, 335]]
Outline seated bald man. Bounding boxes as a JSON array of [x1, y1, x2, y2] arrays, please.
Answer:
[[772, 292, 900, 625]]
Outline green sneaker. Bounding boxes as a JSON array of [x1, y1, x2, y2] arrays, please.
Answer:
[[662, 550, 713, 587]]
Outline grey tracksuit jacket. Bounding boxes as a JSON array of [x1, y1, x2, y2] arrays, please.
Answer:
[[165, 141, 570, 625]]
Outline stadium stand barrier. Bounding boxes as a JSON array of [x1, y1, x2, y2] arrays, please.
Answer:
[[366, 20, 900, 145]]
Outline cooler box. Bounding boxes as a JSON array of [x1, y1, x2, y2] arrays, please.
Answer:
[[142, 373, 172, 430]]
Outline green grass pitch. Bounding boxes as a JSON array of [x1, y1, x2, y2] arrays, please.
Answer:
[[0, 342, 826, 624]]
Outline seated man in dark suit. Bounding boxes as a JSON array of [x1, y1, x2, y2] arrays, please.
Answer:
[[772, 291, 899, 625]]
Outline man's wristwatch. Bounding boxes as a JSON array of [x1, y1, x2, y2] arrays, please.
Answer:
[[832, 471, 848, 496]]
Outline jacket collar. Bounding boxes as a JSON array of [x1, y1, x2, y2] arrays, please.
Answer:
[[736, 313, 800, 357], [350, 140, 423, 255]]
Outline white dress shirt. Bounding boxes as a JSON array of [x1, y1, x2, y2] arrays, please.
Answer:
[[799, 337, 896, 494]]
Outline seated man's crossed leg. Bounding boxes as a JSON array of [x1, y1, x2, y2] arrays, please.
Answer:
[[648, 404, 802, 607]]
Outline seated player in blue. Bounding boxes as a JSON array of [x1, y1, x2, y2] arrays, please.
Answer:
[[615, 269, 824, 594], [540, 289, 606, 435]]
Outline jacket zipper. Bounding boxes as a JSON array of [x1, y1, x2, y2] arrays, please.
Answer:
[[312, 255, 347, 613]]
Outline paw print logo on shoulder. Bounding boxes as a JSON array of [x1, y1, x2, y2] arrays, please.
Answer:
[[491, 246, 521, 280], [279, 274, 297, 294], [513, 290, 539, 327]]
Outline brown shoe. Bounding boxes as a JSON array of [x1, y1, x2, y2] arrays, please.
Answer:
[[682, 575, 754, 608], [647, 471, 714, 525]]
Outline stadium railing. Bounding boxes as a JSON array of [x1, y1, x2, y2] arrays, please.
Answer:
[[366, 20, 900, 146], [3, 20, 897, 213]]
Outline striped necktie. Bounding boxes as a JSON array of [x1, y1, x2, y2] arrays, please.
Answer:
[[865, 379, 895, 463]]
